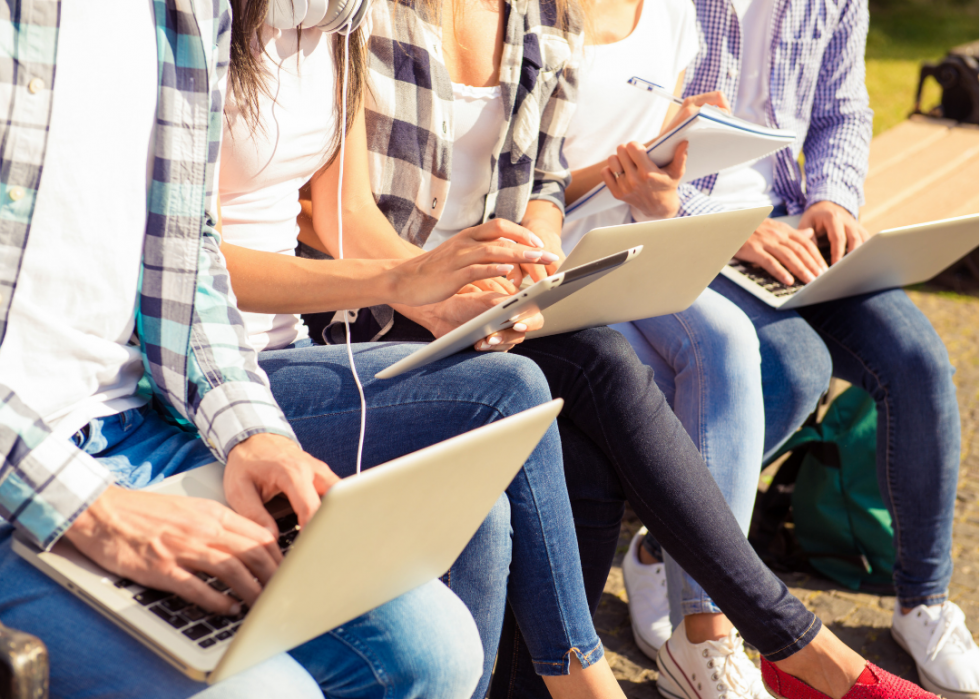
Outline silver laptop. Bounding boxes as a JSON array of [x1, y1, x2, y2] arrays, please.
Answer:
[[13, 399, 563, 684], [720, 214, 979, 309], [526, 206, 772, 338]]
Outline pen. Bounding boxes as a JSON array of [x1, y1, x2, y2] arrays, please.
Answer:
[[628, 76, 684, 106]]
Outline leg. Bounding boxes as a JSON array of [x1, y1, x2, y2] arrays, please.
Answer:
[[795, 288, 958, 607], [261, 343, 604, 690], [0, 525, 323, 699], [709, 275, 833, 460], [289, 579, 484, 699], [511, 326, 819, 658]]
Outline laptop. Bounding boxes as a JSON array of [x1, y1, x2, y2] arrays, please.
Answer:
[[375, 248, 641, 379], [526, 206, 773, 339], [720, 214, 979, 309], [13, 399, 563, 684]]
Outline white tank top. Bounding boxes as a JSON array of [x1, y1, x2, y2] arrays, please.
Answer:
[[220, 25, 337, 351]]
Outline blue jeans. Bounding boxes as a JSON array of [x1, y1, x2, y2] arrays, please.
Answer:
[[611, 285, 765, 623], [258, 340, 602, 698], [0, 407, 483, 699], [710, 274, 960, 608]]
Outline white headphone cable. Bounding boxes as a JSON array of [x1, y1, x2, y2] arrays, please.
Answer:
[[336, 18, 368, 475]]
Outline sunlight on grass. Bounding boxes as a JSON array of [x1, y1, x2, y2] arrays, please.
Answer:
[[865, 1, 978, 135]]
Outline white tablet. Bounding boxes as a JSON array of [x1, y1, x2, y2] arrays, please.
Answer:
[[374, 247, 643, 379]]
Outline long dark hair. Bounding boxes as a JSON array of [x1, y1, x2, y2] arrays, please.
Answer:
[[228, 0, 367, 167]]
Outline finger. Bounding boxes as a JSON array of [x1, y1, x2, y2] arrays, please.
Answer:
[[163, 567, 243, 616], [214, 531, 280, 585], [223, 478, 280, 541], [469, 220, 543, 248], [607, 154, 625, 176], [824, 215, 847, 264], [514, 311, 544, 333], [769, 244, 816, 284], [275, 468, 324, 530], [625, 142, 656, 174], [790, 229, 827, 272], [601, 167, 625, 199], [783, 234, 824, 278], [522, 263, 548, 283], [845, 219, 869, 252], [664, 141, 689, 181], [182, 548, 264, 607], [755, 251, 795, 286], [309, 460, 340, 497], [616, 145, 639, 177]]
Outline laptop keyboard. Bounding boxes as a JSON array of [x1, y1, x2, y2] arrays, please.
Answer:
[[727, 245, 832, 298], [113, 512, 300, 651]]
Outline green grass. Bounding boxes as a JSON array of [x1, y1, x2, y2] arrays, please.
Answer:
[[865, 1, 979, 135]]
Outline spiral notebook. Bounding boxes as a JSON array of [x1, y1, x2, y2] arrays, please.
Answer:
[[567, 106, 795, 220]]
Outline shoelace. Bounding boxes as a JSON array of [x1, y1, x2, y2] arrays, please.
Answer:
[[702, 629, 765, 697], [925, 603, 968, 661]]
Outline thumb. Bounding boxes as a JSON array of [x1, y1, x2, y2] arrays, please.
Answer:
[[227, 478, 279, 540], [665, 141, 689, 181]]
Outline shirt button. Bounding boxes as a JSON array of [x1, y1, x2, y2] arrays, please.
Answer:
[[431, 197, 438, 209], [8, 186, 25, 201], [442, 121, 447, 134], [728, 67, 739, 79], [27, 77, 44, 94]]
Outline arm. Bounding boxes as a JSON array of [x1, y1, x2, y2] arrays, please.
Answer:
[[799, 0, 873, 262]]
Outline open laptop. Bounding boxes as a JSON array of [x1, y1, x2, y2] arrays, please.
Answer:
[[720, 214, 979, 309], [526, 206, 772, 339], [13, 399, 563, 684]]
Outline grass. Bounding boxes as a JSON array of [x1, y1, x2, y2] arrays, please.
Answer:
[[865, 1, 979, 135]]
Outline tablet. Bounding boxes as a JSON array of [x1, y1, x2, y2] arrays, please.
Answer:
[[374, 247, 643, 379]]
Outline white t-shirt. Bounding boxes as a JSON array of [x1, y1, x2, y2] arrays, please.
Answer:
[[708, 0, 791, 209], [423, 83, 506, 251], [0, 0, 157, 438], [220, 26, 338, 351], [561, 0, 699, 252]]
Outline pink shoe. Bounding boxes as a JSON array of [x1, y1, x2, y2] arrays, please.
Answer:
[[761, 658, 940, 699]]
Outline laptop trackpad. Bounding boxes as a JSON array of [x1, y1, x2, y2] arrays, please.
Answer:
[[144, 462, 228, 507]]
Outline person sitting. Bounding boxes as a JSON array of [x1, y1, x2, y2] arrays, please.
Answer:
[[216, 4, 630, 697], [0, 1, 485, 696], [560, 2, 769, 696], [673, 1, 979, 698], [294, 1, 946, 698]]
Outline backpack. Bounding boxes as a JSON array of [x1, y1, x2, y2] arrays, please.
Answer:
[[750, 386, 896, 591], [913, 41, 979, 124]]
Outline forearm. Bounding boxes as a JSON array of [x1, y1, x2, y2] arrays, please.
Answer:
[[222, 241, 401, 314], [522, 200, 564, 253], [566, 162, 607, 206]]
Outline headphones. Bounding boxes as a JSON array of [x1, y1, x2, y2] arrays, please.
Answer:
[[266, 0, 371, 32]]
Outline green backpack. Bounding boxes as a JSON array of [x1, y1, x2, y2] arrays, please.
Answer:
[[759, 386, 896, 591]]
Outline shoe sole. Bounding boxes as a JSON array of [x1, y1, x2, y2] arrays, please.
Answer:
[[891, 626, 980, 699]]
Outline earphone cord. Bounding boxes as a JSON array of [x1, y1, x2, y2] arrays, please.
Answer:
[[337, 18, 367, 475]]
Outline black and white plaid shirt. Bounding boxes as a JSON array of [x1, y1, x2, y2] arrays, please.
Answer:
[[364, 0, 583, 247]]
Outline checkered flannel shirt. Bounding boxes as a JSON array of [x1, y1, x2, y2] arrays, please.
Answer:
[[0, 0, 298, 550], [676, 0, 874, 219], [364, 0, 583, 247]]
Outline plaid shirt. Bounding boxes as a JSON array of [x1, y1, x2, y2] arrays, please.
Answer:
[[677, 0, 873, 219], [365, 0, 582, 247], [0, 0, 297, 550]]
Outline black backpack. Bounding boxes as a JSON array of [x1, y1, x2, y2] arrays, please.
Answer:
[[913, 41, 979, 124]]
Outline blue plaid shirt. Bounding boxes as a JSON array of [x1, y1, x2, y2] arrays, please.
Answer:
[[0, 0, 298, 550], [677, 0, 874, 219]]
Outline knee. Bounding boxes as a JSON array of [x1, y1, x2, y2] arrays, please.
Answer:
[[889, 331, 956, 395], [768, 332, 832, 411], [384, 581, 484, 699], [570, 326, 647, 379], [478, 352, 554, 413]]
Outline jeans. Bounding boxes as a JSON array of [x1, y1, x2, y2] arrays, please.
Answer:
[[0, 406, 483, 699], [611, 285, 765, 624], [329, 320, 822, 699], [258, 340, 601, 698], [710, 274, 960, 608]]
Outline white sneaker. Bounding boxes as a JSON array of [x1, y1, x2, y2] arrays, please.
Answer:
[[656, 625, 768, 699], [622, 527, 672, 658], [891, 601, 980, 699]]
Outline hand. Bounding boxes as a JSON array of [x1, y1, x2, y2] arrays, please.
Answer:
[[66, 485, 282, 614], [735, 218, 828, 285], [387, 220, 556, 306], [798, 201, 870, 264], [408, 288, 545, 351], [224, 433, 339, 539], [603, 141, 687, 219], [517, 227, 565, 284], [659, 91, 732, 136]]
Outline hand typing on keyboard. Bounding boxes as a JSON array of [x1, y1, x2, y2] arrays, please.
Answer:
[[733, 217, 828, 286]]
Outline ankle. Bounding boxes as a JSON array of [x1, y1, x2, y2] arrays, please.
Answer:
[[772, 627, 866, 699], [637, 545, 661, 566], [684, 613, 734, 644]]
